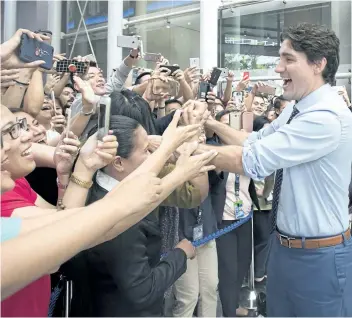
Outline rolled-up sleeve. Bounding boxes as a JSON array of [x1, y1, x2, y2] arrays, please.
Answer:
[[242, 111, 341, 180], [105, 61, 132, 94], [1, 217, 22, 242]]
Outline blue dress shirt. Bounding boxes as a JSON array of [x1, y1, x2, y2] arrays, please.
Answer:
[[242, 84, 352, 237]]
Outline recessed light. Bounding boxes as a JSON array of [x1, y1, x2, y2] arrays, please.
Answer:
[[188, 22, 191, 25]]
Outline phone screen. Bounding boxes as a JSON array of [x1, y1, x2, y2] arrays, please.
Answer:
[[97, 97, 111, 140]]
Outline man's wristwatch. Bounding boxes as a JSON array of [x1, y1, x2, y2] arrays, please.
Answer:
[[80, 108, 94, 116]]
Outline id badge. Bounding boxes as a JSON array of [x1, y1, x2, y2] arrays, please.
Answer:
[[234, 201, 245, 219], [193, 224, 204, 241]]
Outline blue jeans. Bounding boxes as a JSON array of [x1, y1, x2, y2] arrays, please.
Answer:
[[267, 231, 352, 317]]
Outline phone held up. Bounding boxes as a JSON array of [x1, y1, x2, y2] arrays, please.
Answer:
[[19, 34, 54, 70], [97, 96, 112, 141], [117, 35, 141, 49], [144, 53, 161, 62]]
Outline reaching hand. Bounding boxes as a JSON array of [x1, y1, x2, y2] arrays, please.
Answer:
[[176, 239, 196, 259], [1, 29, 50, 69], [54, 132, 81, 176], [51, 115, 67, 132], [175, 141, 217, 180], [161, 109, 201, 154], [78, 132, 118, 172], [0, 69, 19, 88], [44, 74, 61, 94], [181, 100, 208, 126], [173, 69, 185, 83], [73, 76, 99, 108], [226, 70, 235, 82], [155, 55, 170, 70], [147, 135, 162, 153], [235, 78, 250, 92]]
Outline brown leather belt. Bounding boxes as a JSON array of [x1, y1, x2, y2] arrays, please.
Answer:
[[276, 229, 351, 249]]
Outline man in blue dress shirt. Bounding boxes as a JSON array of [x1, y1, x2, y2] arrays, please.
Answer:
[[198, 23, 352, 316]]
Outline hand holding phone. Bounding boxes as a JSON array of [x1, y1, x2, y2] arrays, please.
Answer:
[[19, 33, 54, 70], [190, 58, 200, 68], [97, 97, 111, 141]]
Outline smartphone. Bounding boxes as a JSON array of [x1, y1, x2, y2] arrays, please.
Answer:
[[159, 65, 180, 75], [219, 68, 229, 78], [144, 53, 161, 62], [35, 30, 52, 45], [229, 111, 242, 131], [65, 109, 72, 138], [242, 111, 253, 133], [209, 68, 222, 86], [257, 85, 276, 95], [198, 82, 211, 100], [117, 35, 141, 49], [232, 91, 243, 104], [190, 58, 200, 68], [243, 72, 250, 80], [56, 60, 89, 74], [97, 96, 111, 141], [19, 34, 54, 70]]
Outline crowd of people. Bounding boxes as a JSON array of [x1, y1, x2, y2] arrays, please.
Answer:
[[1, 22, 352, 318]]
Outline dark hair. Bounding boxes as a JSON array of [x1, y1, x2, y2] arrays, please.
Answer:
[[215, 109, 233, 122], [110, 89, 157, 135], [253, 116, 270, 132], [280, 23, 340, 85], [165, 99, 183, 108], [272, 95, 287, 110], [134, 72, 151, 85], [88, 115, 140, 159], [64, 83, 74, 91], [89, 61, 98, 68]]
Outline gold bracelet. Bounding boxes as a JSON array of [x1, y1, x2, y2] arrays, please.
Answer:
[[70, 174, 93, 189]]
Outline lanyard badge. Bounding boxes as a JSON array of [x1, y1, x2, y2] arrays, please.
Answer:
[[193, 207, 204, 241], [234, 174, 245, 219]]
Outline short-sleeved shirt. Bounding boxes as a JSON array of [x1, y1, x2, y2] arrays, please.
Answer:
[[1, 217, 22, 242], [1, 178, 51, 317]]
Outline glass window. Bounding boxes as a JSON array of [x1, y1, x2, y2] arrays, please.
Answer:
[[123, 0, 200, 70], [219, 1, 351, 95]]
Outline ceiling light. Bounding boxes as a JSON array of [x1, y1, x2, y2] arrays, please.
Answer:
[[188, 22, 191, 25], [166, 21, 171, 29]]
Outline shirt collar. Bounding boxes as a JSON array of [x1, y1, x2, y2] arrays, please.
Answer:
[[96, 170, 119, 192], [295, 83, 332, 112]]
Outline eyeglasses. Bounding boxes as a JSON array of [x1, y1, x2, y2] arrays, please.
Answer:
[[1, 118, 28, 141]]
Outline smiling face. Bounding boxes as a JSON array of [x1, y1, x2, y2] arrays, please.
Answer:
[[1, 106, 35, 180], [16, 111, 47, 144], [36, 96, 54, 124], [252, 96, 266, 116], [86, 67, 106, 96], [275, 39, 326, 101], [60, 87, 75, 108]]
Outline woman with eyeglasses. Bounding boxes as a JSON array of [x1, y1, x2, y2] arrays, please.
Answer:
[[0, 105, 118, 317]]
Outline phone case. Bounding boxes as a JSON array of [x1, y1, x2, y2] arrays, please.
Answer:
[[144, 53, 161, 62], [19, 34, 54, 70], [97, 97, 111, 140], [159, 65, 180, 75], [56, 60, 89, 74], [117, 35, 140, 49], [190, 58, 200, 68], [198, 82, 210, 100], [242, 112, 253, 133], [209, 68, 222, 86], [229, 111, 242, 131]]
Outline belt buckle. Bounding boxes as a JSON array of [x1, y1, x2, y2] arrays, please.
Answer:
[[279, 234, 295, 248]]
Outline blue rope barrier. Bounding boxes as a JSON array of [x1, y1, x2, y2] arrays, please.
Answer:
[[192, 211, 253, 248], [162, 211, 253, 258]]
